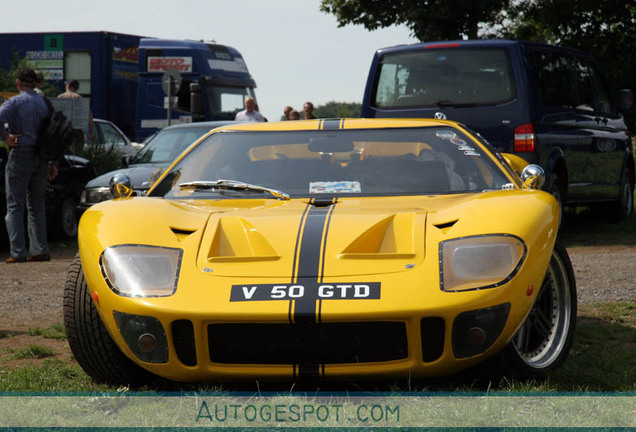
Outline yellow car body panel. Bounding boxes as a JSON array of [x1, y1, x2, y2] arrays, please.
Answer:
[[75, 118, 564, 382]]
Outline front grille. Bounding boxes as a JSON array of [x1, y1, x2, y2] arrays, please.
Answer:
[[172, 320, 197, 366], [208, 322, 407, 364], [420, 317, 445, 362]]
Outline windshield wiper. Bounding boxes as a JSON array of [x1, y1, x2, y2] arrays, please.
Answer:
[[178, 179, 290, 200]]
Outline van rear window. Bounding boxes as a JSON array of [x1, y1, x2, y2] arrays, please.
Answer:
[[373, 48, 514, 108]]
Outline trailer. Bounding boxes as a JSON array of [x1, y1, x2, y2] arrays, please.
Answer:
[[0, 32, 258, 140]]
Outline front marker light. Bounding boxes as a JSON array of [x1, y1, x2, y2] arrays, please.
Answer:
[[440, 234, 526, 292], [101, 245, 182, 297]]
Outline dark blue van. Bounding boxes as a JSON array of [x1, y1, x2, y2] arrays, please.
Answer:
[[362, 39, 634, 220]]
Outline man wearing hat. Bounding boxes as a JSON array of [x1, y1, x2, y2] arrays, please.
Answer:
[[0, 68, 57, 263]]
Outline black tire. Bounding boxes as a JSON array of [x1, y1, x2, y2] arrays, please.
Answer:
[[547, 172, 565, 208], [609, 167, 633, 223], [64, 253, 152, 386], [58, 197, 79, 238], [498, 241, 577, 378]]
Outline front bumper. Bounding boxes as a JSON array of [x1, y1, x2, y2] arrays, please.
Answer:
[[97, 287, 525, 382]]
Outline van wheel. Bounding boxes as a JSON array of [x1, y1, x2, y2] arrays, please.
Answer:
[[64, 253, 153, 386], [547, 174, 564, 208], [497, 241, 576, 378], [610, 167, 633, 222], [547, 174, 565, 223]]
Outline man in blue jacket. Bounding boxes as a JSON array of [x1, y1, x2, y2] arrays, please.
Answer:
[[0, 68, 57, 263]]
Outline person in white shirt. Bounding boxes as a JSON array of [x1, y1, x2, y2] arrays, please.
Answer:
[[234, 97, 265, 122]]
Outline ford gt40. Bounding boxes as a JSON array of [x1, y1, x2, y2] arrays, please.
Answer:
[[65, 118, 576, 385]]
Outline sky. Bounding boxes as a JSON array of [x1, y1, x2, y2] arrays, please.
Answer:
[[5, 0, 417, 122]]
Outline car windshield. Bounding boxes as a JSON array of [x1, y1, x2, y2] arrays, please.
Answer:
[[132, 127, 212, 165], [149, 127, 512, 199]]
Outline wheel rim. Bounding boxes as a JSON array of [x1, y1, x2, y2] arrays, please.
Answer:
[[61, 198, 78, 237], [513, 249, 572, 369]]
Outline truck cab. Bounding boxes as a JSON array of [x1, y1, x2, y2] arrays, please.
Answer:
[[135, 38, 256, 140]]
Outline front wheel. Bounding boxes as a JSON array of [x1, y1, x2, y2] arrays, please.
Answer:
[[63, 253, 153, 386], [498, 241, 577, 378]]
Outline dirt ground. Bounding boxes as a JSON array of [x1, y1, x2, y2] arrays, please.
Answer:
[[0, 240, 634, 371]]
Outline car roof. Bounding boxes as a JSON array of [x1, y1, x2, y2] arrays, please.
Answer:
[[209, 118, 462, 133], [161, 120, 237, 131], [375, 39, 592, 59]]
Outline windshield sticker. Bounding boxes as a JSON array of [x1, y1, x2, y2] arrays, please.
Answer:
[[464, 150, 481, 157], [310, 181, 361, 194], [436, 130, 457, 140], [450, 138, 466, 146], [458, 145, 475, 151], [502, 183, 516, 190]]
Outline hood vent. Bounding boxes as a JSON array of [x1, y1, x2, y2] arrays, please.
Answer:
[[340, 213, 416, 259], [433, 219, 458, 234], [170, 227, 196, 242], [206, 216, 279, 262]]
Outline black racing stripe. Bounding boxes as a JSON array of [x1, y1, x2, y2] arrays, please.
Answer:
[[289, 202, 312, 323], [317, 199, 337, 324], [291, 202, 312, 282], [293, 205, 332, 323], [290, 199, 337, 379], [321, 119, 342, 130]]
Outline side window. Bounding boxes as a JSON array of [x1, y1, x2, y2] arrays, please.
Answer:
[[100, 123, 127, 148], [588, 63, 616, 114], [530, 50, 594, 111]]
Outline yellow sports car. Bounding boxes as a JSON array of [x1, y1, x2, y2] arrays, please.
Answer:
[[65, 119, 576, 385]]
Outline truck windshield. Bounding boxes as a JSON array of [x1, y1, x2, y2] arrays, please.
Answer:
[[373, 48, 514, 108], [206, 85, 255, 118]]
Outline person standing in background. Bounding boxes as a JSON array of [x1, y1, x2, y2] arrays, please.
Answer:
[[58, 79, 94, 145], [303, 101, 316, 120], [0, 68, 57, 263], [235, 97, 265, 122]]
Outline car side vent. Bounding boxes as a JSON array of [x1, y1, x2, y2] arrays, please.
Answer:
[[170, 227, 196, 242], [433, 220, 458, 231]]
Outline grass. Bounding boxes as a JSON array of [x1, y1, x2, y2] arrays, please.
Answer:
[[27, 322, 66, 340], [12, 345, 57, 360]]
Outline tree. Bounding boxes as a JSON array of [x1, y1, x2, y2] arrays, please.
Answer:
[[314, 101, 362, 118], [319, 0, 509, 40], [496, 0, 636, 129]]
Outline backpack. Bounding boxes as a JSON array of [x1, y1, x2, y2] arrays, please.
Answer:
[[37, 97, 74, 161]]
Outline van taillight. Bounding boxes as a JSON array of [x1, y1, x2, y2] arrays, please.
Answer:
[[514, 123, 536, 152]]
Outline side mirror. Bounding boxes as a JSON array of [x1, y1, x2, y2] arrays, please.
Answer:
[[619, 89, 634, 111], [190, 82, 204, 121], [109, 174, 133, 199], [521, 164, 546, 190]]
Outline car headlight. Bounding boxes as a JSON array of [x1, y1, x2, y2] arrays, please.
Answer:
[[100, 245, 182, 297], [439, 234, 526, 292], [82, 187, 113, 205]]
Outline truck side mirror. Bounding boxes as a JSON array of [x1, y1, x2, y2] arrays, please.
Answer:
[[190, 82, 204, 121], [619, 89, 634, 111]]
